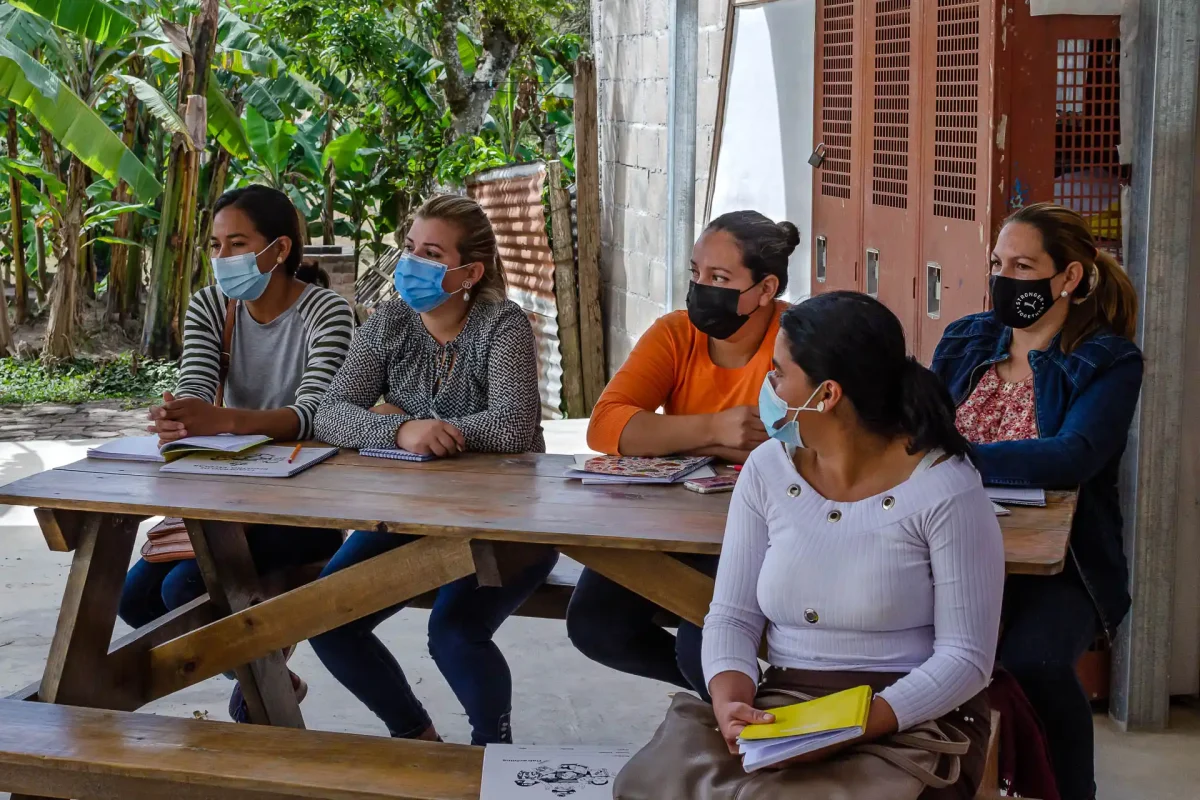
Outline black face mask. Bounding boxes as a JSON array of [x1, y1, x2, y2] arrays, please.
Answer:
[[687, 281, 758, 340], [989, 275, 1058, 329]]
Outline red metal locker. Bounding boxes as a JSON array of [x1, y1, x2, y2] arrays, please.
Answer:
[[811, 0, 865, 294], [914, 0, 996, 363], [861, 0, 922, 344]]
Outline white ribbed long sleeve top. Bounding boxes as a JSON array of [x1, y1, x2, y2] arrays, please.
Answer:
[[701, 441, 1005, 730]]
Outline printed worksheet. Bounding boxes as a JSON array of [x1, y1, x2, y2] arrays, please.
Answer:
[[481, 745, 633, 799]]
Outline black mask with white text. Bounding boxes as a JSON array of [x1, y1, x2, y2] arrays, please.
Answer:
[[989, 275, 1057, 329]]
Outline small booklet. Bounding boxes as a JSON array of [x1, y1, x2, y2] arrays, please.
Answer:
[[87, 434, 271, 463], [564, 454, 714, 485], [359, 447, 436, 463], [481, 745, 633, 800], [159, 445, 338, 478], [986, 486, 1047, 507], [737, 685, 873, 772]]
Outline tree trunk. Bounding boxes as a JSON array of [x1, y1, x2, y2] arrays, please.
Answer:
[[322, 111, 336, 245], [434, 0, 521, 137], [6, 107, 28, 324], [0, 267, 14, 357], [142, 0, 219, 359], [43, 158, 87, 362], [125, 211, 145, 316], [34, 226, 48, 302], [194, 144, 232, 292], [108, 69, 142, 322]]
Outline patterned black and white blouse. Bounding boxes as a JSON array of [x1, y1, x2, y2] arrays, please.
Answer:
[[314, 298, 545, 453]]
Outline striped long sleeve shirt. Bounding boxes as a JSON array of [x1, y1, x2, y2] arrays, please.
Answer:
[[175, 284, 355, 440]]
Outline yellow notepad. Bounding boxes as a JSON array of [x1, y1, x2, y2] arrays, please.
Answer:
[[737, 685, 872, 771]]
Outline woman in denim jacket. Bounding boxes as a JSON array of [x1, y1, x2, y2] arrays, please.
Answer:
[[930, 203, 1142, 800]]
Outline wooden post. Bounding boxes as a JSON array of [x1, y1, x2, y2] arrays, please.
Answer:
[[574, 56, 607, 413], [545, 134, 586, 419]]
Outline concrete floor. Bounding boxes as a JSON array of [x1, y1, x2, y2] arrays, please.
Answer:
[[0, 429, 1196, 799]]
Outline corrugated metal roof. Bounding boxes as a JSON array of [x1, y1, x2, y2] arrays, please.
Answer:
[[467, 163, 564, 419]]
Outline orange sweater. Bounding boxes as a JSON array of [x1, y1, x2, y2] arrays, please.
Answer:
[[586, 302, 787, 455]]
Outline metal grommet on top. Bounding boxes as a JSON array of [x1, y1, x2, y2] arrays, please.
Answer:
[[827, 510, 842, 522], [804, 608, 819, 624], [882, 495, 896, 510], [787, 484, 802, 498]]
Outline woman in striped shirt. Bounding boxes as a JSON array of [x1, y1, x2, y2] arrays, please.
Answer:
[[119, 185, 354, 721]]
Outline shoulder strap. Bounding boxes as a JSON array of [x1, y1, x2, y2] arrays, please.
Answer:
[[215, 298, 237, 408]]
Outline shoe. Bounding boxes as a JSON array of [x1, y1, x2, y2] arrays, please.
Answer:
[[229, 671, 307, 723]]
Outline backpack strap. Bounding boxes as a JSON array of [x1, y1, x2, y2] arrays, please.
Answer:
[[215, 298, 236, 408]]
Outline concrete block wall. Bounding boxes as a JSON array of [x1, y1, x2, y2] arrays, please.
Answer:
[[593, 0, 727, 371]]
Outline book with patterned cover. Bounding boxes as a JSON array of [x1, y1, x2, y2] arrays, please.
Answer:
[[574, 455, 713, 482], [359, 448, 436, 462]]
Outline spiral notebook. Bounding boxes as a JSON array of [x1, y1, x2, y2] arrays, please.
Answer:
[[359, 447, 436, 463]]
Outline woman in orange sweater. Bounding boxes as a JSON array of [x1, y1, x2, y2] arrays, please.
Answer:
[[568, 210, 798, 696]]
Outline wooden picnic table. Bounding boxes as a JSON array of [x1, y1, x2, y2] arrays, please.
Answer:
[[0, 450, 1075, 742]]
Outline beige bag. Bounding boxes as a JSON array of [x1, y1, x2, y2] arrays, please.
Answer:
[[614, 689, 970, 800]]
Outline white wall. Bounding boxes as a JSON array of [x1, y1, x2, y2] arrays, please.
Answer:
[[708, 0, 816, 302]]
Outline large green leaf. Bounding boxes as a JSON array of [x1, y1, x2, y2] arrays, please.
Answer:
[[0, 155, 66, 198], [8, 0, 136, 48], [244, 105, 295, 176], [205, 81, 251, 160], [214, 46, 281, 78], [243, 78, 283, 121], [323, 128, 366, 174], [0, 40, 160, 201], [114, 74, 192, 146], [0, 5, 55, 54]]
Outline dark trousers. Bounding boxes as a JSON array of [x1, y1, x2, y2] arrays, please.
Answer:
[[998, 566, 1099, 800], [309, 529, 559, 745], [118, 524, 344, 629], [565, 555, 717, 700]]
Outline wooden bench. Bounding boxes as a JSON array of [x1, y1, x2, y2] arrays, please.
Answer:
[[0, 699, 482, 800]]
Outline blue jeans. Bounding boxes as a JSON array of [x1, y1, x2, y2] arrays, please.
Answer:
[[309, 530, 559, 745], [118, 525, 344, 629], [998, 565, 1100, 800], [565, 555, 716, 701]]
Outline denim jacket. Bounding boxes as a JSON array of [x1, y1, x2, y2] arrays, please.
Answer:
[[930, 311, 1144, 635]]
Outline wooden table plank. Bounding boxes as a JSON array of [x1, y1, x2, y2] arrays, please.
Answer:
[[0, 455, 1077, 570]]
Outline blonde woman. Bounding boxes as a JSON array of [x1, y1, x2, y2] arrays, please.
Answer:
[[310, 195, 553, 746]]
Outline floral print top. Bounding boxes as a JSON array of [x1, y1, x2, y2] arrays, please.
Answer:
[[954, 365, 1037, 444]]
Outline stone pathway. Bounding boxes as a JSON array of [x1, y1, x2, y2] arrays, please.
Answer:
[[0, 401, 150, 441]]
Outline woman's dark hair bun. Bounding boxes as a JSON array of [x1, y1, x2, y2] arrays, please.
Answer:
[[704, 210, 801, 297], [778, 221, 801, 254]]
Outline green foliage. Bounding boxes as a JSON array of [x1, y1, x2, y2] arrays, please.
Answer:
[[0, 354, 179, 405]]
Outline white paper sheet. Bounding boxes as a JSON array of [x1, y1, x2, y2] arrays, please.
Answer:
[[481, 745, 633, 800], [986, 486, 1047, 507]]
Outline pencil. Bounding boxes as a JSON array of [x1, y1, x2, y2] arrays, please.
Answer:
[[287, 443, 303, 463]]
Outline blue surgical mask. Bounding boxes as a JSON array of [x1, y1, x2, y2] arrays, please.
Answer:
[[758, 372, 826, 449], [213, 238, 280, 301], [394, 252, 469, 313]]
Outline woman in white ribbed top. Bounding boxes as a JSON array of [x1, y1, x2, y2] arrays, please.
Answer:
[[703, 292, 1005, 798]]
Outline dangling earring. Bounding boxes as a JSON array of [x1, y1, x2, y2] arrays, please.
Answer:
[[462, 280, 473, 302]]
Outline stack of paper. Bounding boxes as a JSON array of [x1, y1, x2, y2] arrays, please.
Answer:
[[737, 685, 873, 771], [159, 445, 338, 478], [986, 486, 1047, 507], [87, 434, 271, 463], [564, 454, 715, 485], [481, 745, 633, 800]]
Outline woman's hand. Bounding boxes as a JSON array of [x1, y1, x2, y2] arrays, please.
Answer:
[[761, 695, 899, 769], [147, 392, 232, 442], [396, 419, 466, 458], [369, 402, 407, 416], [708, 405, 769, 451], [714, 699, 775, 755]]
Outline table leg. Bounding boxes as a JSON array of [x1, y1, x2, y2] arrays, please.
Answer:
[[185, 519, 304, 729], [12, 512, 139, 800], [559, 546, 716, 628]]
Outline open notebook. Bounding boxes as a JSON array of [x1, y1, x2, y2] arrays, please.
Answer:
[[737, 685, 873, 771], [87, 434, 270, 463], [159, 445, 338, 478]]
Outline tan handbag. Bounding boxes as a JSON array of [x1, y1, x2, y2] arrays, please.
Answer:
[[141, 300, 238, 565], [140, 518, 194, 563], [614, 689, 970, 800]]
